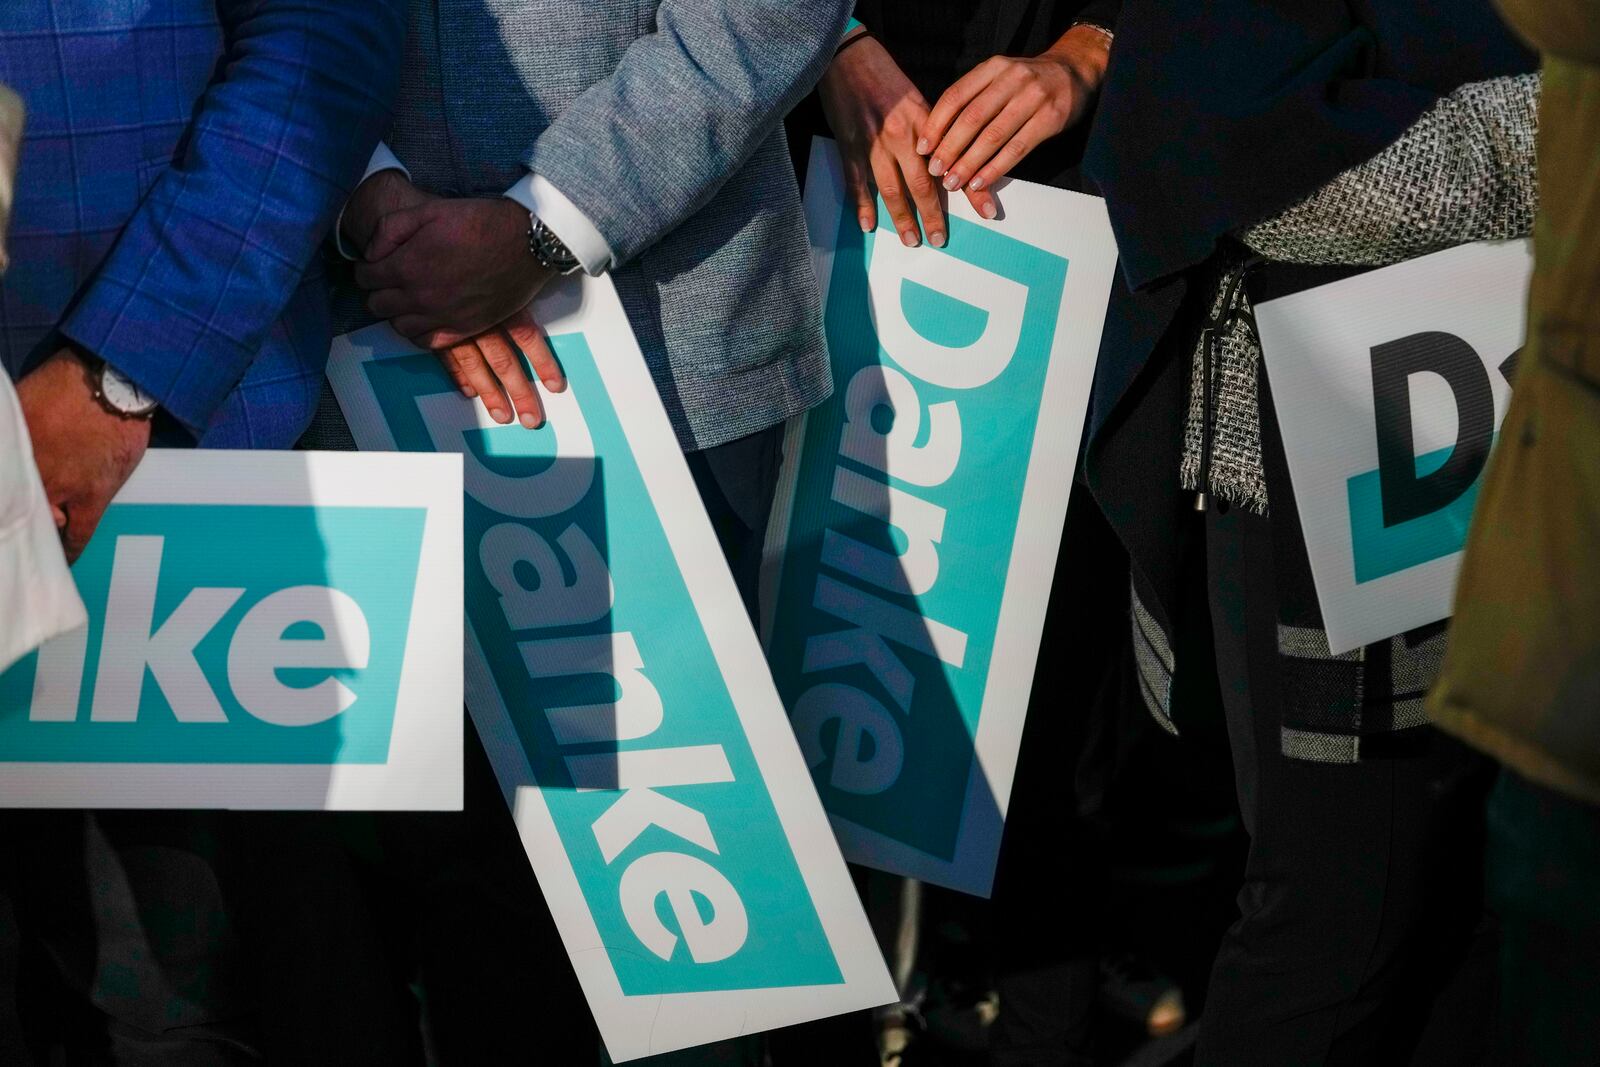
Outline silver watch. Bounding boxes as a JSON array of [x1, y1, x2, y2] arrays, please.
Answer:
[[527, 213, 583, 276], [88, 358, 159, 419]]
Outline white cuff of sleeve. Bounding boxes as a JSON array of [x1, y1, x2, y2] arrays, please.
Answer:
[[504, 172, 615, 276], [335, 142, 411, 261]]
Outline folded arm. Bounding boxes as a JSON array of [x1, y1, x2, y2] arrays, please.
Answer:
[[60, 0, 406, 438], [1240, 74, 1541, 266]]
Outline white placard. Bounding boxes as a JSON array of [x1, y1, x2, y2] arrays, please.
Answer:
[[761, 139, 1120, 895], [327, 276, 893, 1061], [0, 449, 464, 810], [1255, 239, 1533, 654]]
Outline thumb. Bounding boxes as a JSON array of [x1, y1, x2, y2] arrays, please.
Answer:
[[365, 205, 431, 263]]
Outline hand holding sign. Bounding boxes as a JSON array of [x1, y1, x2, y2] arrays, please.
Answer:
[[16, 349, 151, 562], [918, 23, 1112, 214], [354, 195, 566, 429]]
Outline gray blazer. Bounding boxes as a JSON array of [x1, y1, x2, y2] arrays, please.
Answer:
[[367, 0, 849, 451]]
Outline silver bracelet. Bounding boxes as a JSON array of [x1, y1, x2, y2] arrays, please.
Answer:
[[1069, 21, 1114, 48]]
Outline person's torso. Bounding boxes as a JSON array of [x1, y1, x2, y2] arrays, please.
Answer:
[[345, 0, 831, 450]]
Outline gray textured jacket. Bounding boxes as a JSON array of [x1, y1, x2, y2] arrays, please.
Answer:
[[357, 0, 848, 451]]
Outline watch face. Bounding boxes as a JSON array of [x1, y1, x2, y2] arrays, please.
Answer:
[[101, 365, 159, 416]]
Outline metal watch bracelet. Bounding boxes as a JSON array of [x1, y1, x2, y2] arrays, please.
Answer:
[[526, 213, 582, 276]]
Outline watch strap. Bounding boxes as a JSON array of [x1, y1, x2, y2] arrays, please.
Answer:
[[527, 213, 583, 276]]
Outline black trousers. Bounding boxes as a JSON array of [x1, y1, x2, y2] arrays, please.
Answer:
[[0, 810, 260, 1065], [1193, 500, 1498, 1067]]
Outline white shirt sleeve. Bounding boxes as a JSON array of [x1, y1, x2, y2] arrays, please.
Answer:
[[0, 374, 87, 674], [335, 142, 412, 261], [503, 172, 615, 277]]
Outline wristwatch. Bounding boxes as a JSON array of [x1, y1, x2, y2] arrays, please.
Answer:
[[526, 213, 583, 276], [78, 351, 159, 420]]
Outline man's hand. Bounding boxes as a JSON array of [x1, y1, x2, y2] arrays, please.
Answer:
[[435, 306, 565, 429], [17, 350, 152, 563], [918, 24, 1112, 218], [341, 169, 435, 255], [351, 195, 567, 428], [355, 197, 554, 348], [819, 35, 949, 247]]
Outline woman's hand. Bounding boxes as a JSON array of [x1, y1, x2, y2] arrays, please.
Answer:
[[919, 25, 1112, 218], [819, 34, 948, 247]]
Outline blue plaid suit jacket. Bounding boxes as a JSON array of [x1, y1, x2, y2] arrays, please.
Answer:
[[0, 1, 404, 448]]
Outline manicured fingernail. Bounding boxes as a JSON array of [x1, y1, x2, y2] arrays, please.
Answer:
[[859, 215, 875, 232], [462, 386, 477, 398], [981, 201, 998, 220], [916, 138, 930, 154], [942, 173, 961, 191], [491, 407, 509, 423], [899, 229, 920, 247], [928, 157, 945, 177], [969, 176, 986, 191], [543, 377, 566, 393], [929, 231, 946, 247], [519, 412, 539, 429]]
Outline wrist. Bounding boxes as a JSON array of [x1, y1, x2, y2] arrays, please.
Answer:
[[345, 169, 416, 252], [71, 349, 160, 422], [1047, 25, 1112, 88]]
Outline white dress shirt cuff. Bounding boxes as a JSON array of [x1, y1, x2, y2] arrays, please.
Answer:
[[504, 172, 615, 276], [335, 142, 411, 261]]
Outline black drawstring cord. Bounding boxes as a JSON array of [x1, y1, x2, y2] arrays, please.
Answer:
[[1195, 258, 1262, 512]]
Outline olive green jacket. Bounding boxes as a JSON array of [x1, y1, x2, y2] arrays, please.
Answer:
[[1430, 0, 1600, 804]]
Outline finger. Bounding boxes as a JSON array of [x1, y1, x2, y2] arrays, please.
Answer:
[[418, 328, 473, 350], [896, 141, 947, 248], [841, 151, 878, 234], [447, 342, 512, 423], [968, 110, 1061, 194], [437, 344, 478, 397], [366, 206, 431, 262], [944, 94, 1037, 192], [928, 83, 1012, 187], [477, 330, 545, 429], [365, 287, 413, 320], [921, 58, 1002, 159], [502, 310, 565, 393], [964, 184, 1000, 221], [871, 148, 921, 247]]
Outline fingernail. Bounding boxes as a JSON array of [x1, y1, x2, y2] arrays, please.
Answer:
[[969, 176, 985, 191], [519, 412, 539, 429], [462, 386, 477, 398], [859, 215, 875, 233], [899, 229, 920, 247], [942, 173, 961, 191], [981, 201, 998, 220], [916, 138, 930, 154], [928, 157, 945, 177], [491, 408, 509, 423], [543, 377, 566, 393], [929, 231, 946, 247]]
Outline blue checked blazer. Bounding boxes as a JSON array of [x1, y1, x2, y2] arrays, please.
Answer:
[[0, 1, 404, 448]]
